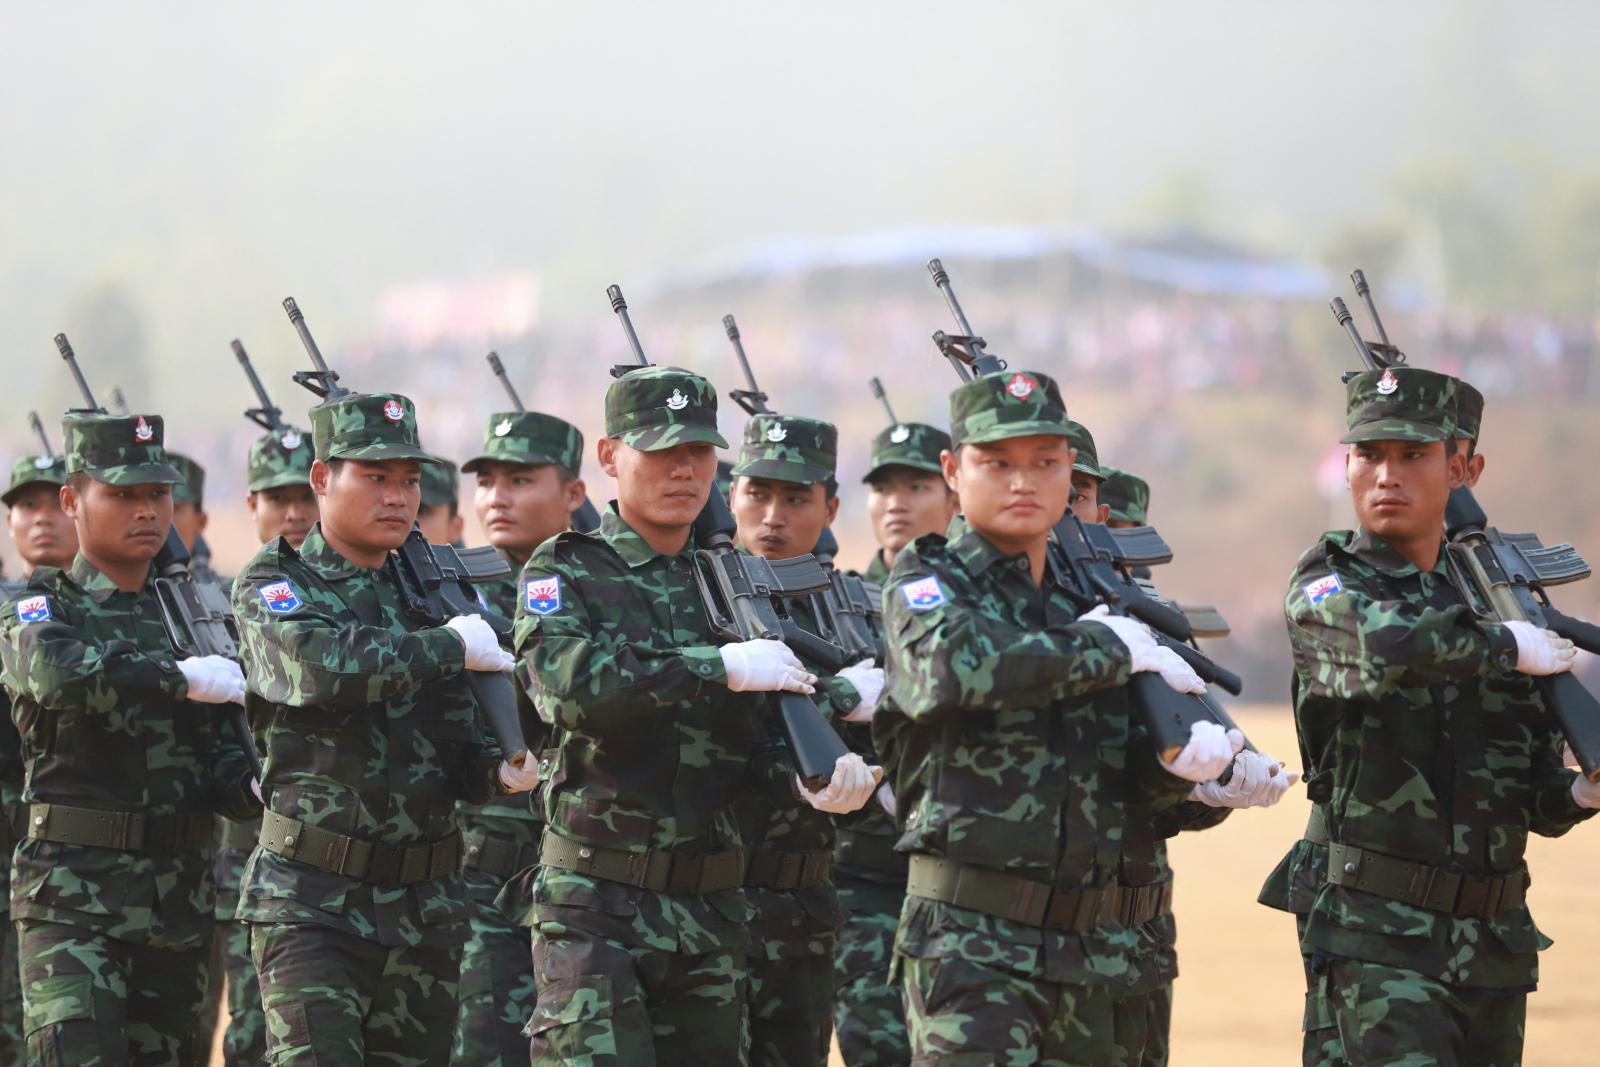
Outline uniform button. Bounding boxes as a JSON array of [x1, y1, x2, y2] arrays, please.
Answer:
[[468, 845, 480, 856], [33, 816, 42, 827], [578, 847, 593, 859], [539, 758, 551, 771], [907, 810, 919, 824], [1344, 861, 1357, 875], [284, 834, 296, 847], [160, 660, 174, 671]]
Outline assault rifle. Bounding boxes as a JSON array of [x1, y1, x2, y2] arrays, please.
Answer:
[[869, 377, 898, 424], [607, 288, 849, 784], [924, 259, 1246, 760], [28, 411, 55, 459], [281, 299, 529, 767], [484, 350, 601, 533], [1332, 270, 1600, 780], [234, 339, 290, 433]]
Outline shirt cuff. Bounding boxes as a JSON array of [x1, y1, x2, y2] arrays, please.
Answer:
[[680, 645, 727, 686]]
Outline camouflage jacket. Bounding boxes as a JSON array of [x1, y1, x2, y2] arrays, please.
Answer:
[[233, 524, 506, 948], [514, 506, 759, 953], [0, 556, 257, 948], [1280, 527, 1593, 988], [830, 566, 901, 890], [861, 551, 891, 586], [874, 518, 1195, 986]]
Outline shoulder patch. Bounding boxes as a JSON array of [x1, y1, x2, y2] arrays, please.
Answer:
[[1303, 573, 1345, 606], [901, 575, 947, 612], [258, 580, 304, 615], [524, 576, 562, 616], [14, 595, 50, 624]]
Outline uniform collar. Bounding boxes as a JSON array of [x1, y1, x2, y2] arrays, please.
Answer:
[[69, 553, 147, 604], [945, 515, 1026, 578], [294, 523, 364, 581], [1344, 526, 1435, 578], [599, 504, 681, 569]]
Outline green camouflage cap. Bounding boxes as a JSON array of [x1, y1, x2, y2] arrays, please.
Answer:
[[460, 411, 583, 475], [730, 414, 838, 485], [2, 453, 67, 507], [309, 392, 437, 463], [1099, 465, 1150, 525], [420, 456, 460, 508], [949, 369, 1070, 447], [62, 413, 183, 486], [247, 425, 314, 493], [604, 366, 728, 452], [1454, 379, 1484, 443], [167, 452, 206, 507], [863, 422, 950, 482], [1065, 420, 1102, 479], [1340, 367, 1457, 444]]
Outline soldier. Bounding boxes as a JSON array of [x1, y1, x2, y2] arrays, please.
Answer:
[[232, 391, 538, 1064], [514, 367, 872, 1064], [728, 412, 884, 1067], [167, 453, 210, 556], [860, 422, 958, 584], [1098, 466, 1149, 530], [1268, 367, 1596, 1066], [245, 424, 319, 550], [0, 412, 257, 1063], [1065, 420, 1110, 525], [876, 369, 1243, 1065], [452, 410, 586, 1066], [417, 457, 466, 546]]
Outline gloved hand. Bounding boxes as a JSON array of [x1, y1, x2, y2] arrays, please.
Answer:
[[720, 639, 816, 694], [1077, 605, 1157, 659], [1161, 721, 1246, 783], [797, 753, 882, 814], [1136, 645, 1207, 695], [1572, 773, 1600, 810], [500, 759, 541, 793], [445, 615, 515, 672], [875, 781, 898, 818], [178, 655, 247, 705], [1190, 749, 1301, 808], [250, 778, 264, 804], [839, 661, 885, 722], [1506, 620, 1576, 676]]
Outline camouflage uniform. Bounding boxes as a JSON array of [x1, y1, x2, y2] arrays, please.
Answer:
[[1098, 467, 1149, 526], [875, 372, 1196, 1066], [450, 411, 584, 1066], [233, 393, 510, 1065], [1260, 368, 1594, 1067], [0, 414, 259, 1065], [514, 368, 760, 1066]]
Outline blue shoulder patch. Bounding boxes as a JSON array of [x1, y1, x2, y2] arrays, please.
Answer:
[[1303, 573, 1345, 606], [14, 595, 50, 624], [901, 575, 947, 612], [524, 576, 562, 616], [258, 580, 304, 615]]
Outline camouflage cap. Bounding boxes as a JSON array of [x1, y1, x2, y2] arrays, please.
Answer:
[[309, 392, 437, 463], [1099, 465, 1150, 525], [730, 414, 838, 485], [949, 370, 1070, 447], [1065, 420, 1102, 480], [863, 422, 950, 482], [420, 456, 460, 508], [247, 425, 314, 493], [62, 413, 183, 486], [1454, 379, 1484, 443], [460, 411, 583, 475], [1340, 367, 1457, 444], [2, 454, 67, 507], [604, 366, 728, 452], [167, 452, 206, 507]]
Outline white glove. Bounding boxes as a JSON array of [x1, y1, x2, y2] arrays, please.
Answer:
[[1135, 645, 1207, 695], [250, 778, 264, 804], [1189, 749, 1301, 809], [839, 661, 885, 722], [875, 781, 898, 818], [445, 615, 514, 672], [499, 759, 541, 793], [1161, 721, 1246, 783], [178, 655, 246, 705], [1571, 773, 1600, 810], [1506, 620, 1576, 676], [1077, 605, 1158, 659], [797, 753, 882, 814], [720, 639, 816, 694]]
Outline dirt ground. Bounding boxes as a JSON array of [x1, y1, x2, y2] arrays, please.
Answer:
[[210, 705, 1599, 1065]]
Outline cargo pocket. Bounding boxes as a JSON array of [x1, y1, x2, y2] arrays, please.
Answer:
[[264, 1001, 315, 1065], [526, 974, 640, 1066], [24, 974, 96, 1067]]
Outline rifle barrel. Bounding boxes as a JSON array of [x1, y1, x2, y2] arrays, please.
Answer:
[[54, 333, 101, 411], [233, 339, 284, 430], [607, 286, 649, 366], [282, 297, 347, 398], [928, 258, 977, 336], [1351, 269, 1392, 347], [1330, 297, 1381, 370], [486, 351, 526, 412], [28, 411, 53, 456], [869, 377, 898, 423]]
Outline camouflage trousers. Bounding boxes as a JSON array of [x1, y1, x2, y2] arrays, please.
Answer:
[[1139, 982, 1172, 1067], [528, 920, 745, 1066], [902, 954, 1163, 1066], [832, 881, 909, 1067], [747, 947, 834, 1067], [449, 874, 537, 1066], [0, 912, 22, 1066], [1310, 957, 1526, 1067], [17, 918, 210, 1066], [250, 922, 461, 1066], [212, 919, 264, 1065]]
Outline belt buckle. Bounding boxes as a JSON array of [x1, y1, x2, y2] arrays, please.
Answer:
[[117, 810, 146, 851]]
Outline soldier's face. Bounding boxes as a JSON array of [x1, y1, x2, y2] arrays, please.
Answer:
[[474, 462, 583, 562], [1347, 439, 1466, 543], [248, 483, 319, 548], [944, 436, 1075, 552], [6, 483, 78, 570], [415, 502, 464, 546], [314, 458, 421, 554], [732, 476, 838, 559], [1069, 473, 1111, 525], [600, 439, 716, 532], [171, 501, 208, 550], [60, 479, 173, 568], [866, 467, 957, 557]]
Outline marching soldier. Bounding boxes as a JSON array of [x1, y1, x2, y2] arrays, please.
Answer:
[[232, 392, 537, 1064], [859, 422, 958, 584], [0, 412, 257, 1063], [1098, 466, 1149, 529], [245, 424, 320, 551], [417, 457, 466, 546], [876, 369, 1242, 1064]]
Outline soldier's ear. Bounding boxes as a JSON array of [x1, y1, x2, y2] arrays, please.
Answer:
[[59, 482, 79, 521], [310, 459, 333, 497], [940, 448, 959, 493], [596, 438, 620, 479], [1445, 446, 1468, 489], [564, 477, 587, 513], [1096, 502, 1110, 524]]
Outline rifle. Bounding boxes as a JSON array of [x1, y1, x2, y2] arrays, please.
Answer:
[[234, 339, 288, 433], [608, 288, 849, 784], [1332, 271, 1600, 781], [484, 350, 602, 533], [281, 299, 530, 768], [28, 411, 55, 458], [53, 333, 261, 779], [924, 259, 1246, 760]]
